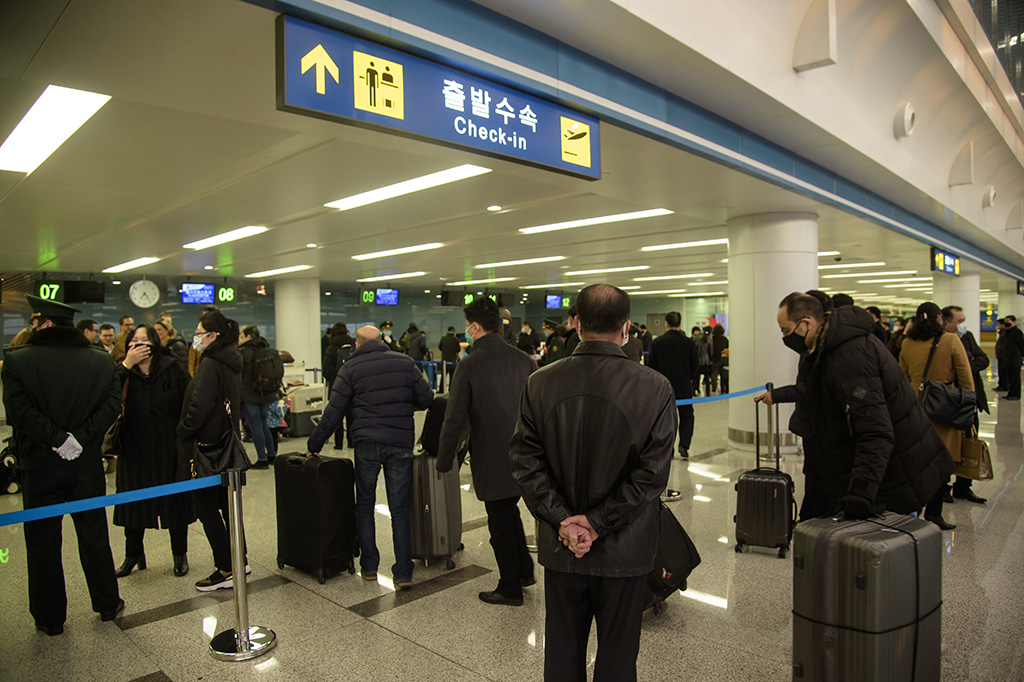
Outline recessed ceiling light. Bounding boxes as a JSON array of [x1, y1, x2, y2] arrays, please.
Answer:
[[487, 205, 502, 212], [818, 261, 886, 270], [102, 257, 160, 273], [475, 256, 565, 268], [632, 273, 714, 282], [356, 271, 428, 282], [720, 258, 729, 263], [520, 282, 585, 289], [324, 164, 491, 210], [565, 266, 650, 276], [424, 289, 431, 293], [325, 292, 332, 296], [204, 266, 214, 271], [306, 243, 318, 248], [352, 243, 444, 260], [641, 238, 728, 252], [245, 265, 312, 278], [451, 277, 517, 286], [519, 208, 673, 234], [183, 226, 268, 250], [0, 84, 111, 174], [111, 280, 121, 285], [821, 270, 915, 279]]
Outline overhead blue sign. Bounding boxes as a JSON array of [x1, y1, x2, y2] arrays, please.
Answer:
[[930, 246, 960, 276], [276, 16, 600, 179]]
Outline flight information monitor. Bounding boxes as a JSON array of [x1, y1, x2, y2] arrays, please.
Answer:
[[545, 294, 562, 309], [375, 288, 399, 306], [182, 283, 215, 304]]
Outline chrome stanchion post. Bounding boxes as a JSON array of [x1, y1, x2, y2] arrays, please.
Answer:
[[209, 470, 277, 661], [527, 517, 538, 553]]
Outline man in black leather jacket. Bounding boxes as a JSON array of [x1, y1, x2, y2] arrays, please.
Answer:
[[509, 284, 675, 682]]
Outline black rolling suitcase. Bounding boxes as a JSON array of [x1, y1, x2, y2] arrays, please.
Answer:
[[409, 453, 463, 569], [734, 385, 796, 557], [792, 512, 942, 681], [644, 504, 701, 615], [274, 454, 357, 583]]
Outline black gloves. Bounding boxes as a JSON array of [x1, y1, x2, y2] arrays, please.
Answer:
[[839, 491, 876, 520]]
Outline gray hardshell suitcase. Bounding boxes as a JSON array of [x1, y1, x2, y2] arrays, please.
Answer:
[[734, 386, 796, 557], [792, 512, 942, 681], [410, 453, 463, 569]]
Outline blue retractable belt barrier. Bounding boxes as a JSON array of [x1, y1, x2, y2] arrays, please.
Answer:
[[0, 475, 222, 528], [675, 384, 767, 406]]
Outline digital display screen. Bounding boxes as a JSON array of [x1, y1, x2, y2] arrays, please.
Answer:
[[375, 288, 399, 306], [1018, 281, 1024, 296], [545, 294, 562, 309], [930, 247, 960, 276], [182, 283, 215, 304], [64, 281, 105, 304]]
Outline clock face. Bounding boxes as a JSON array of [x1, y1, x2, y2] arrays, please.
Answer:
[[129, 279, 160, 308]]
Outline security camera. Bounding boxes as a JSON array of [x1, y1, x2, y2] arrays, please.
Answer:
[[833, 256, 842, 262]]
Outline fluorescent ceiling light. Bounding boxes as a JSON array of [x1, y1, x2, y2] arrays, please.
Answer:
[[883, 283, 933, 289], [690, 280, 729, 286], [519, 208, 672, 235], [821, 270, 915, 279], [630, 289, 688, 296], [565, 265, 649, 276], [487, 205, 502, 212], [0, 85, 111, 174], [620, 286, 641, 290], [356, 271, 427, 282], [904, 287, 934, 291], [183, 225, 268, 250], [632, 273, 714, 282], [818, 261, 886, 270], [476, 256, 565, 268], [720, 258, 729, 263], [245, 265, 312, 278], [641, 238, 729, 252], [451, 277, 517, 286], [857, 277, 933, 284], [102, 257, 160, 273], [817, 251, 840, 256], [521, 282, 584, 289], [324, 164, 491, 210], [669, 291, 726, 298], [352, 243, 444, 260]]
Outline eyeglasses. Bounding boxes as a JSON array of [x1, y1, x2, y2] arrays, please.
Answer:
[[194, 330, 214, 339]]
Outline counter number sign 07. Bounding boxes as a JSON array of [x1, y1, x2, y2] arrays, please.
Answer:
[[38, 283, 61, 301]]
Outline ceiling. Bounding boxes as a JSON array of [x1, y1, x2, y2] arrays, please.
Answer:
[[0, 0, 1010, 310]]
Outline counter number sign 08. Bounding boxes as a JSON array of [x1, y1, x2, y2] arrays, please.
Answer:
[[217, 286, 235, 302]]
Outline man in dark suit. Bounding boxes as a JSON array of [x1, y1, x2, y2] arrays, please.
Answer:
[[563, 304, 580, 355], [2, 296, 124, 635], [437, 326, 461, 390], [437, 298, 536, 605], [941, 305, 989, 503], [1000, 315, 1024, 401], [647, 311, 700, 458]]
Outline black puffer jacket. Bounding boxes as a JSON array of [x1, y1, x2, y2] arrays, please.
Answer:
[[177, 344, 242, 451], [322, 332, 355, 385], [509, 341, 676, 577], [307, 340, 433, 452], [802, 306, 954, 514]]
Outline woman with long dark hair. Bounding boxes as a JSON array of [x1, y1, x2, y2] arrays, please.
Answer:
[[113, 324, 194, 578], [899, 301, 973, 530], [176, 310, 247, 591]]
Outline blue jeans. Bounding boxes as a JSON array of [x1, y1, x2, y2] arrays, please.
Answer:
[[242, 402, 277, 463], [354, 441, 414, 582]]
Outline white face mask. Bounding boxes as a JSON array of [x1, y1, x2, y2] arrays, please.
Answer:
[[383, 330, 391, 338], [956, 322, 967, 337]]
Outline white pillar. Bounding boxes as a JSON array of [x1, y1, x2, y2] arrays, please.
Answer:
[[726, 213, 819, 451], [932, 271, 981, 338], [274, 278, 321, 370], [998, 285, 1024, 322]]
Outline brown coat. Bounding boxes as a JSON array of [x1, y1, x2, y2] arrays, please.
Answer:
[[900, 332, 974, 461]]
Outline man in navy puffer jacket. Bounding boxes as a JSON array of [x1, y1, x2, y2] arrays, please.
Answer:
[[306, 326, 433, 588]]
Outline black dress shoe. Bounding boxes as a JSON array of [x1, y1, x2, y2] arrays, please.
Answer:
[[114, 554, 146, 578], [478, 590, 523, 606], [520, 575, 537, 588], [1001, 396, 1020, 401], [35, 623, 63, 636], [953, 489, 988, 504], [173, 554, 189, 577], [925, 516, 957, 531], [942, 491, 954, 504], [100, 598, 125, 622]]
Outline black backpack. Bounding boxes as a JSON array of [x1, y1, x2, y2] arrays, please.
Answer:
[[252, 346, 284, 395]]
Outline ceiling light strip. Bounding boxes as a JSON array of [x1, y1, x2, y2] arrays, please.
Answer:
[[245, 265, 313, 278], [183, 226, 268, 250], [356, 271, 428, 282], [475, 256, 565, 268], [640, 238, 728, 252], [821, 270, 916, 279], [632, 273, 714, 282], [451, 277, 517, 286], [352, 243, 444, 260], [102, 257, 160, 274], [324, 164, 491, 211], [565, 265, 650, 276], [521, 282, 585, 289], [817, 261, 886, 270], [519, 208, 672, 235]]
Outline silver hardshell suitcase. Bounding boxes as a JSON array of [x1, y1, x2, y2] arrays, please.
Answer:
[[792, 512, 942, 681], [409, 453, 463, 569]]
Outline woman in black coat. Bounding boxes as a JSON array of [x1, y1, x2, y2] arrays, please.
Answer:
[[113, 324, 195, 578], [177, 310, 245, 592]]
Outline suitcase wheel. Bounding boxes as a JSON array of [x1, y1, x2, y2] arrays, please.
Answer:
[[652, 601, 666, 616], [458, 543, 465, 551], [316, 570, 326, 585], [777, 548, 787, 559], [277, 559, 284, 570], [347, 563, 356, 575], [445, 558, 456, 570]]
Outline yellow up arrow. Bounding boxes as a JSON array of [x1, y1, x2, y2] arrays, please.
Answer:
[[300, 44, 339, 95]]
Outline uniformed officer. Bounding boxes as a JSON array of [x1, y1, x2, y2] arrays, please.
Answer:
[[1, 295, 124, 635]]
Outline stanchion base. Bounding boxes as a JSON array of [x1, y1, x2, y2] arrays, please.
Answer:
[[526, 534, 537, 553], [210, 626, 277, 661], [660, 489, 683, 502]]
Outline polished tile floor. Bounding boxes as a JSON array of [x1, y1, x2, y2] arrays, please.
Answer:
[[1, 376, 1022, 681]]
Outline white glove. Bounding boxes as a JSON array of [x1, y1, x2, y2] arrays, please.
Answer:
[[53, 433, 83, 461]]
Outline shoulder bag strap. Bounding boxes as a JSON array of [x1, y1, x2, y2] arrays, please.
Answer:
[[919, 335, 941, 388]]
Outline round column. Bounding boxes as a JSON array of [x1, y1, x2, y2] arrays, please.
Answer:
[[726, 213, 819, 451], [274, 278, 322, 370], [931, 270, 981, 338], [997, 285, 1024, 322]]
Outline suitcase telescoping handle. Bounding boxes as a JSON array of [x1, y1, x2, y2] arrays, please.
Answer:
[[754, 383, 781, 471]]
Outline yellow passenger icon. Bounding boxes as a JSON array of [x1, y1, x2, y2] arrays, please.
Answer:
[[353, 51, 404, 119], [560, 117, 591, 168]]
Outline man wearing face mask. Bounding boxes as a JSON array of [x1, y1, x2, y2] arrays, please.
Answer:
[[775, 293, 954, 520], [941, 305, 989, 504]]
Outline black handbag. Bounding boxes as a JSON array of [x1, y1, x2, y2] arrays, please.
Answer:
[[192, 400, 251, 477], [102, 377, 130, 456], [918, 335, 976, 431]]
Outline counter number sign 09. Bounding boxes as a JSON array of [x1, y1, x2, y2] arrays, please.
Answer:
[[362, 290, 375, 304]]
